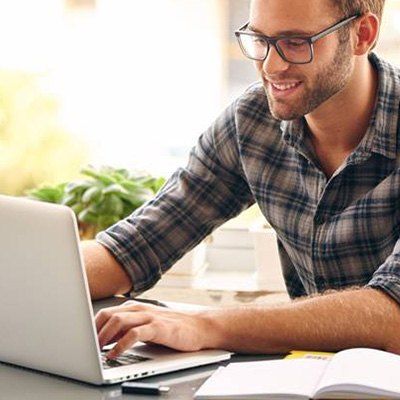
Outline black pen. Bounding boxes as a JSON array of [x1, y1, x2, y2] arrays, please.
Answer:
[[130, 298, 169, 308], [121, 382, 170, 395]]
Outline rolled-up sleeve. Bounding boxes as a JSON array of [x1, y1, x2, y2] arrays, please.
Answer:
[[367, 237, 400, 305], [96, 100, 254, 294]]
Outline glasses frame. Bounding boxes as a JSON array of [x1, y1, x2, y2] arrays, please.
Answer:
[[235, 14, 360, 64]]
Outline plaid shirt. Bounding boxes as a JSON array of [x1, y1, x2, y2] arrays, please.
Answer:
[[97, 53, 400, 302]]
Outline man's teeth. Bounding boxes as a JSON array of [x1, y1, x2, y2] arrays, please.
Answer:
[[272, 82, 300, 90]]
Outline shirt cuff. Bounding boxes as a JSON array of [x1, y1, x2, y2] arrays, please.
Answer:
[[366, 268, 400, 306], [96, 226, 162, 296]]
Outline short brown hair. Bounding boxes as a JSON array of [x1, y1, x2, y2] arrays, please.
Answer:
[[331, 0, 386, 22], [330, 0, 386, 48]]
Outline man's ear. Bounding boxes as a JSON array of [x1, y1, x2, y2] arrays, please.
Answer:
[[353, 13, 380, 55]]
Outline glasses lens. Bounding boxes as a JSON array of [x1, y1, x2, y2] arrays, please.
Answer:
[[276, 38, 312, 63], [237, 34, 268, 60]]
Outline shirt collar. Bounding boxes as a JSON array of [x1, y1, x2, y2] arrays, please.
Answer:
[[280, 53, 400, 162], [366, 53, 399, 160]]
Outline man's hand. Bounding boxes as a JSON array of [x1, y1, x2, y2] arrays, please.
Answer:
[[95, 301, 216, 359]]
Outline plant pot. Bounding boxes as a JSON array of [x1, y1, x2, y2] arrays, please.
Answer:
[[78, 223, 98, 240]]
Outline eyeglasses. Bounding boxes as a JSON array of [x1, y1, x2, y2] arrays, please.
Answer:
[[235, 14, 360, 65]]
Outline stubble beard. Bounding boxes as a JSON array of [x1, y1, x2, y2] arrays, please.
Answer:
[[265, 39, 354, 121]]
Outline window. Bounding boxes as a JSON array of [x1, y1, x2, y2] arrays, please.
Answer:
[[0, 0, 399, 195]]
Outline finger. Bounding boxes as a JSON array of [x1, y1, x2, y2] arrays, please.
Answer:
[[95, 308, 113, 332], [95, 303, 147, 331], [107, 324, 155, 359], [98, 313, 125, 348], [98, 312, 152, 348]]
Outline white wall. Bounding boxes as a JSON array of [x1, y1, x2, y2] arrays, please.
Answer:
[[0, 0, 226, 176]]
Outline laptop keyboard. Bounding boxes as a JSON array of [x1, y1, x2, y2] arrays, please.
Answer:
[[101, 350, 152, 369]]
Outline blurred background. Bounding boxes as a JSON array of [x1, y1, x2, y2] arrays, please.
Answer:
[[0, 0, 399, 196]]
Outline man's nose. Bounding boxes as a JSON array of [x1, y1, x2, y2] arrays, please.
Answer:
[[262, 45, 290, 76]]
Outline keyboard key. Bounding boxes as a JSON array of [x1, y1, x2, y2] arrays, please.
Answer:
[[101, 350, 152, 369]]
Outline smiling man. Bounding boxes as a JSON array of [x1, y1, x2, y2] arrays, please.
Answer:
[[82, 0, 400, 359]]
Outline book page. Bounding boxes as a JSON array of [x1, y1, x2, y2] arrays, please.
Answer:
[[195, 358, 329, 399], [315, 348, 400, 397]]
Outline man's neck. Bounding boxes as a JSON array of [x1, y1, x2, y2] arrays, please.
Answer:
[[305, 57, 378, 154]]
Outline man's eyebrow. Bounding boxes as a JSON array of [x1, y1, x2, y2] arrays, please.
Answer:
[[247, 24, 313, 36]]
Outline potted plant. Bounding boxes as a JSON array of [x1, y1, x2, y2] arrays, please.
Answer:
[[27, 165, 166, 239]]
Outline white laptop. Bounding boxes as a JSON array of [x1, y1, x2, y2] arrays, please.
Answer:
[[0, 195, 231, 385]]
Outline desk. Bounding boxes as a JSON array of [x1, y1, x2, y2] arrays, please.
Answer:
[[0, 297, 285, 400], [0, 353, 283, 400]]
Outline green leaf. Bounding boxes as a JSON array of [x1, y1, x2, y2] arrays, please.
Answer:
[[151, 177, 166, 193], [118, 188, 152, 206], [78, 208, 98, 224], [113, 168, 130, 177], [122, 201, 135, 217], [120, 180, 141, 192], [136, 176, 154, 186], [111, 170, 130, 182], [65, 180, 91, 195], [97, 215, 121, 230], [91, 194, 119, 216], [102, 183, 129, 196], [27, 183, 66, 204], [82, 186, 103, 203], [106, 194, 124, 216], [62, 193, 78, 206], [135, 176, 166, 193], [70, 203, 85, 215], [81, 167, 115, 185]]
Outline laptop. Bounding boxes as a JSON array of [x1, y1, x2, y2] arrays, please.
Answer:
[[0, 195, 231, 385]]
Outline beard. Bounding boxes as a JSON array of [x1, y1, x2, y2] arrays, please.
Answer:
[[265, 39, 353, 121]]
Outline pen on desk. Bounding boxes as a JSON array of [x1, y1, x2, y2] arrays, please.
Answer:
[[129, 298, 169, 308], [121, 382, 170, 395]]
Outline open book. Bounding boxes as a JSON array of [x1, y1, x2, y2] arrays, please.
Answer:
[[195, 348, 400, 399]]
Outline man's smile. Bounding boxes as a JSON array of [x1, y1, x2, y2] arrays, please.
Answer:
[[267, 79, 303, 98]]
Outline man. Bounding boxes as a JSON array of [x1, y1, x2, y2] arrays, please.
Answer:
[[83, 0, 400, 360]]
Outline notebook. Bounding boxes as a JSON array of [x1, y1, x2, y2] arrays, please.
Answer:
[[195, 347, 400, 399]]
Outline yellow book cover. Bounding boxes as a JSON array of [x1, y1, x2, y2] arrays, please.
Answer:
[[285, 350, 334, 360]]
